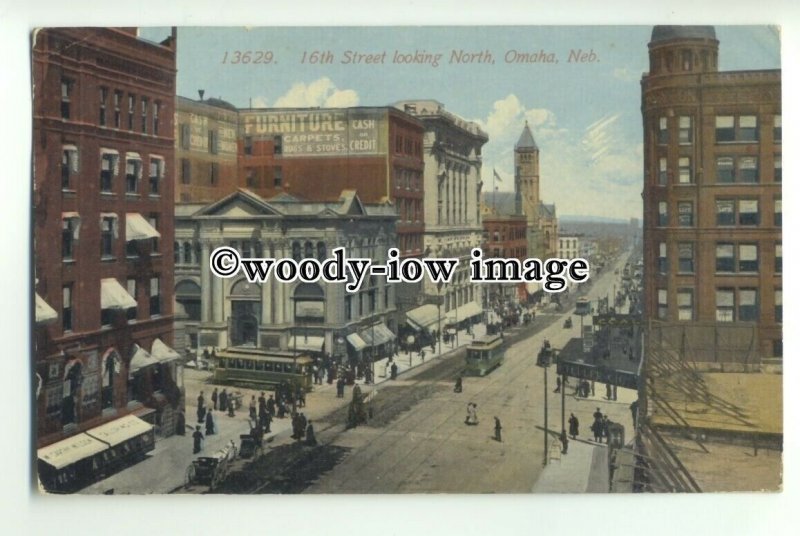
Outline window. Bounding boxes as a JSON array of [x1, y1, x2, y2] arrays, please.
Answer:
[[657, 289, 667, 320], [148, 215, 159, 253], [126, 279, 137, 321], [716, 289, 734, 322], [775, 289, 782, 324], [738, 244, 758, 273], [242, 241, 252, 258], [658, 157, 667, 185], [716, 157, 734, 183], [126, 156, 142, 194], [677, 201, 693, 227], [273, 135, 282, 155], [317, 242, 327, 261], [774, 155, 782, 182], [658, 242, 667, 273], [678, 157, 692, 184], [100, 216, 116, 257], [678, 116, 692, 144], [153, 102, 160, 135], [739, 199, 759, 226], [62, 217, 79, 260], [739, 115, 758, 141], [304, 241, 314, 259], [181, 158, 191, 184], [292, 241, 301, 262], [658, 201, 668, 226], [678, 242, 694, 273], [140, 98, 148, 133], [208, 130, 218, 154], [149, 277, 161, 316], [677, 289, 694, 321], [773, 339, 783, 358], [183, 242, 192, 264], [62, 146, 78, 189], [776, 243, 782, 273], [715, 116, 735, 142], [101, 306, 112, 328], [244, 136, 253, 155], [99, 87, 108, 126], [716, 199, 735, 226], [210, 163, 219, 185], [738, 157, 758, 183], [62, 285, 73, 332], [658, 117, 668, 144], [246, 169, 257, 188], [345, 295, 352, 320], [716, 243, 735, 272], [738, 289, 758, 321], [149, 157, 163, 195], [113, 91, 122, 128], [180, 123, 190, 150], [60, 79, 72, 119], [774, 198, 782, 227], [100, 151, 118, 193], [128, 95, 135, 130], [274, 166, 283, 188], [774, 115, 781, 142]]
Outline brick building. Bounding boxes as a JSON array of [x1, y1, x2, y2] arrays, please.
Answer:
[[641, 25, 782, 363], [32, 28, 180, 489]]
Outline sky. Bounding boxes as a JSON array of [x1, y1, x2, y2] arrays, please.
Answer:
[[142, 25, 780, 220]]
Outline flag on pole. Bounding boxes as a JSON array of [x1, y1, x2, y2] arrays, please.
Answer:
[[493, 168, 503, 182]]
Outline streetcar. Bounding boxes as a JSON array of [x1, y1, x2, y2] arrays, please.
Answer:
[[575, 297, 591, 316], [464, 334, 505, 376], [213, 347, 314, 390]]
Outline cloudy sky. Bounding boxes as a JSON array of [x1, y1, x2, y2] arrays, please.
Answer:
[[143, 25, 780, 220]]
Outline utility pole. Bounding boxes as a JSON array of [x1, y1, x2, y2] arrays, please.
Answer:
[[542, 357, 548, 467]]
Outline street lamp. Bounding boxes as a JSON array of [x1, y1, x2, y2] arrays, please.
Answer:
[[436, 281, 443, 355], [537, 343, 551, 467]]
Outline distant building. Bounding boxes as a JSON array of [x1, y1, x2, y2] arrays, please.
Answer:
[[558, 234, 582, 259], [481, 191, 528, 304]]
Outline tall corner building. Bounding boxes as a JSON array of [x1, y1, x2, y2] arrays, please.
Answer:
[[641, 26, 782, 363]]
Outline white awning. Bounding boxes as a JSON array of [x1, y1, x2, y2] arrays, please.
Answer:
[[126, 213, 160, 241], [129, 344, 159, 373], [37, 434, 109, 470], [101, 278, 137, 310], [446, 302, 483, 324], [405, 304, 440, 332], [288, 335, 325, 352], [359, 323, 395, 347], [100, 148, 119, 156], [125, 151, 141, 161], [526, 282, 541, 295], [85, 415, 153, 448], [346, 333, 368, 352], [35, 293, 58, 324], [150, 338, 181, 363]]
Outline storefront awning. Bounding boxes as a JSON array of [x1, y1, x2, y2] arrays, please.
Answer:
[[35, 293, 58, 325], [37, 434, 108, 470], [346, 333, 368, 352], [85, 415, 153, 448], [101, 278, 137, 310], [359, 323, 396, 347], [445, 302, 483, 324], [150, 338, 181, 363], [405, 304, 441, 332], [126, 213, 160, 241], [129, 344, 159, 373], [288, 335, 325, 352]]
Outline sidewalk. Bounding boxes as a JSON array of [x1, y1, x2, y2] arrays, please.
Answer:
[[531, 439, 609, 493]]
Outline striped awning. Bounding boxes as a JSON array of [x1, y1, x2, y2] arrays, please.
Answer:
[[445, 302, 483, 324], [405, 304, 440, 332], [346, 333, 368, 352], [150, 338, 181, 363], [35, 293, 58, 325]]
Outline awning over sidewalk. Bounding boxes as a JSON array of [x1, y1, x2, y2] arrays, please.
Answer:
[[101, 278, 137, 310], [445, 301, 483, 324], [347, 333, 368, 352], [288, 335, 325, 352], [359, 323, 395, 347], [37, 434, 108, 470], [405, 304, 440, 332], [35, 293, 58, 325], [150, 338, 181, 363], [126, 213, 160, 241], [85, 415, 154, 448], [129, 344, 159, 373]]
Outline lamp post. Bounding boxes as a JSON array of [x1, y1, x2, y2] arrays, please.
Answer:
[[436, 281, 443, 356], [541, 354, 549, 467]]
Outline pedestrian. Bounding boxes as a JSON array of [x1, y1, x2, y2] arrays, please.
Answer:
[[568, 413, 579, 439], [228, 396, 236, 417], [192, 426, 204, 454], [602, 415, 610, 444], [299, 413, 307, 438], [494, 416, 502, 442], [612, 385, 618, 401], [277, 399, 286, 418], [197, 391, 206, 423], [630, 399, 639, 429], [593, 407, 603, 422], [391, 362, 398, 380], [291, 413, 301, 440], [298, 387, 306, 408], [205, 409, 215, 436], [266, 394, 276, 417], [219, 389, 228, 414], [249, 395, 257, 421], [592, 418, 603, 443], [176, 408, 186, 436], [211, 388, 218, 410], [336, 377, 345, 398], [560, 429, 569, 454], [606, 383, 612, 400], [305, 420, 317, 446], [454, 375, 463, 393], [554, 377, 561, 393]]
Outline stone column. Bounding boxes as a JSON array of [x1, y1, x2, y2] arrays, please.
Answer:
[[200, 240, 212, 322]]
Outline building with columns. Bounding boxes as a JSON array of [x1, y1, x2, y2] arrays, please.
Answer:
[[394, 100, 488, 328], [174, 189, 397, 363]]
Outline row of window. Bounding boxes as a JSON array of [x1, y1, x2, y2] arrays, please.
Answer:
[[656, 198, 781, 227], [61, 146, 165, 196], [397, 198, 423, 224], [394, 168, 422, 191], [394, 134, 422, 157], [244, 166, 283, 188], [656, 287, 780, 324], [656, 114, 781, 145], [61, 277, 161, 333], [657, 241, 781, 275], [180, 158, 221, 186], [62, 214, 160, 260], [178, 124, 223, 154], [60, 79, 163, 136], [655, 154, 781, 186], [242, 135, 283, 156]]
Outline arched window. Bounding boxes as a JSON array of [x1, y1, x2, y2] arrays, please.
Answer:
[[316, 241, 326, 261], [230, 279, 261, 299], [194, 242, 201, 265], [174, 242, 180, 264], [304, 241, 314, 259], [183, 242, 192, 264], [292, 241, 301, 261], [230, 279, 260, 346], [294, 283, 325, 323], [175, 279, 202, 321]]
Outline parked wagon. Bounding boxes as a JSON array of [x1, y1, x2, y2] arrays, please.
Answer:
[[186, 440, 238, 491]]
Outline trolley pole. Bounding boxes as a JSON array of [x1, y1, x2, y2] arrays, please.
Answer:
[[543, 361, 548, 467]]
